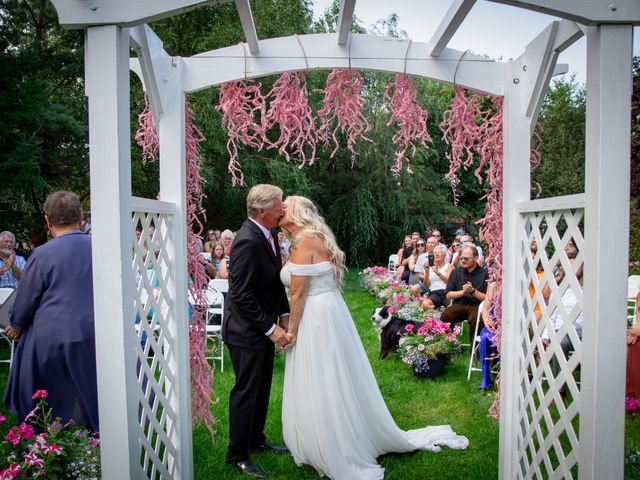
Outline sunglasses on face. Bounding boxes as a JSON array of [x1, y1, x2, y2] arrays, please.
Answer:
[[417, 243, 426, 247]]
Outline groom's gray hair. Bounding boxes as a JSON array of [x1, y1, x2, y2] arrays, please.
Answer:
[[247, 184, 283, 218]]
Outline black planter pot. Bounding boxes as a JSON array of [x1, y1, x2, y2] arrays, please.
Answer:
[[413, 355, 447, 379]]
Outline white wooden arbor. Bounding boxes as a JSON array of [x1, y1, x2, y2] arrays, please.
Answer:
[[49, 1, 638, 479]]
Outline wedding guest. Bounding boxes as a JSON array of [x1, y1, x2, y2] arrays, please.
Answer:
[[406, 238, 426, 286], [541, 260, 584, 396], [0, 231, 26, 289], [397, 236, 413, 281], [221, 229, 234, 257], [204, 230, 217, 253], [414, 246, 453, 310], [211, 243, 229, 279], [441, 246, 488, 345], [450, 240, 463, 268], [4, 191, 99, 431], [461, 234, 484, 266], [431, 229, 449, 263], [278, 231, 291, 264]]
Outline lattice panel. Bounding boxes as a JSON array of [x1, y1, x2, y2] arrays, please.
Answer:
[[132, 211, 179, 479], [515, 207, 584, 480]]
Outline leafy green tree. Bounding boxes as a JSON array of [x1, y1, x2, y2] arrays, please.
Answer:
[[533, 76, 586, 198], [0, 0, 87, 243]]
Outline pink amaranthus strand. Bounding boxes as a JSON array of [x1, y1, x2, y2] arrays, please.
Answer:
[[315, 69, 372, 163], [216, 80, 267, 186], [384, 74, 432, 175], [134, 95, 160, 163], [439, 87, 482, 202], [135, 98, 217, 434], [530, 122, 543, 198], [264, 72, 316, 167], [185, 99, 217, 435], [474, 97, 503, 421]]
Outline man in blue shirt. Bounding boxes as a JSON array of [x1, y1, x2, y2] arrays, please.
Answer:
[[0, 231, 26, 289]]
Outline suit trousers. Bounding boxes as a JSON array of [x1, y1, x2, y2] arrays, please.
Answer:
[[226, 345, 275, 463], [440, 303, 482, 346]]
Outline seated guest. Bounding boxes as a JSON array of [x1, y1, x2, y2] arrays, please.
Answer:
[[221, 229, 234, 257], [203, 229, 217, 253], [431, 229, 450, 263], [626, 292, 640, 399], [461, 234, 484, 266], [541, 260, 583, 395], [406, 238, 426, 285], [412, 246, 452, 310], [397, 236, 414, 282], [479, 282, 499, 389], [211, 243, 229, 279], [441, 246, 488, 345], [4, 191, 99, 431], [278, 231, 291, 264], [450, 240, 463, 268], [0, 231, 26, 289]]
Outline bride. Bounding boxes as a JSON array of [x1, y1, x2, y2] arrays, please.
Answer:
[[278, 196, 468, 480]]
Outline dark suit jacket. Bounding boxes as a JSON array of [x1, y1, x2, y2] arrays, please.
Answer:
[[222, 219, 289, 349]]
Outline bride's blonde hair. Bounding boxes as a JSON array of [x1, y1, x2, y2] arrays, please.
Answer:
[[283, 196, 346, 287]]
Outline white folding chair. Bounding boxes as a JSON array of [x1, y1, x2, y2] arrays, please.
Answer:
[[467, 301, 484, 380], [0, 288, 16, 367], [205, 279, 228, 371], [388, 254, 399, 273]]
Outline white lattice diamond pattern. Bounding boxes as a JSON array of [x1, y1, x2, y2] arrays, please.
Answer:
[[132, 211, 179, 479], [516, 208, 584, 480]]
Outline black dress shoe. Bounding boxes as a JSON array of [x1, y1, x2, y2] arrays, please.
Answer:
[[233, 460, 268, 478], [259, 442, 289, 454]]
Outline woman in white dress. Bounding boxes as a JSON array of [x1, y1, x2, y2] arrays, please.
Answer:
[[278, 196, 468, 480]]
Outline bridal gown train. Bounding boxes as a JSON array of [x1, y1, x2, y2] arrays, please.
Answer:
[[281, 262, 468, 480]]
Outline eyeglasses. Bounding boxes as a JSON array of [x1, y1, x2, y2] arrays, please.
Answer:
[[460, 256, 473, 261], [452, 244, 460, 247], [417, 243, 426, 247]]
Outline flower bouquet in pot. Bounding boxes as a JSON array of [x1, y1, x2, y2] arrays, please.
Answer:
[[0, 390, 100, 479], [399, 316, 462, 379]]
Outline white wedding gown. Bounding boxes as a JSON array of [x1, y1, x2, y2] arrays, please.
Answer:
[[281, 262, 468, 480]]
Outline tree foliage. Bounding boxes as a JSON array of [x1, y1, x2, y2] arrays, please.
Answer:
[[0, 0, 87, 243]]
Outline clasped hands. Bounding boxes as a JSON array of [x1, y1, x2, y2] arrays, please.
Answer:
[[462, 282, 475, 295], [269, 315, 296, 351]]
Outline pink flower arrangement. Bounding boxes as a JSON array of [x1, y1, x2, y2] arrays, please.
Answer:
[[0, 391, 100, 478]]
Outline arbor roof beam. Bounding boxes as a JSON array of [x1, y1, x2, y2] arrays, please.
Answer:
[[50, 0, 231, 28], [182, 33, 504, 95], [337, 0, 357, 45], [428, 0, 476, 57], [235, 0, 259, 54], [487, 0, 640, 25]]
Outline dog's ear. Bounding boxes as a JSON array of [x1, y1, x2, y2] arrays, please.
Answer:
[[380, 305, 389, 318]]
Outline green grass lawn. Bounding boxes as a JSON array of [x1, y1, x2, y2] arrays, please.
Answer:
[[194, 271, 501, 479]]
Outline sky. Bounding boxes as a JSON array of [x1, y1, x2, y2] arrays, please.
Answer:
[[310, 0, 640, 85]]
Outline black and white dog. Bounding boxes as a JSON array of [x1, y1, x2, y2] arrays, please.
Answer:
[[371, 305, 422, 359]]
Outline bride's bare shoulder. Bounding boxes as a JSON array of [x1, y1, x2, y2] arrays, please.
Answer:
[[290, 232, 329, 264]]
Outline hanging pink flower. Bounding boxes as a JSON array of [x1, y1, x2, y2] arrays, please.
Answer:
[[316, 69, 372, 163], [264, 72, 316, 167], [216, 80, 267, 186], [385, 74, 432, 174], [135, 98, 217, 435], [439, 87, 483, 202], [134, 95, 160, 164]]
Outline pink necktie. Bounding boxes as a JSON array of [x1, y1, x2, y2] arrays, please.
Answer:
[[268, 232, 277, 255]]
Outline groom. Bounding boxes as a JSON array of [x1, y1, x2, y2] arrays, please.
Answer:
[[223, 184, 291, 478]]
